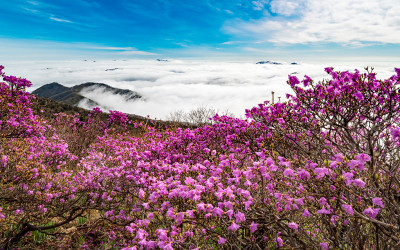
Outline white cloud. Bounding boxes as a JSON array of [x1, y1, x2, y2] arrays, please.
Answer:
[[252, 0, 269, 11], [118, 51, 159, 56], [226, 0, 400, 45], [84, 46, 158, 55], [3, 59, 398, 120], [23, 7, 40, 14], [88, 46, 138, 51], [26, 1, 40, 5], [270, 0, 304, 16], [0, 39, 158, 60], [49, 16, 73, 23]]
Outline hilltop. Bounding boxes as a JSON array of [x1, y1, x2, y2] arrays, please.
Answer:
[[33, 82, 142, 109]]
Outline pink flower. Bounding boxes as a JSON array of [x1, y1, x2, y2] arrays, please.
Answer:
[[38, 205, 47, 213], [126, 226, 134, 234], [197, 203, 206, 212], [228, 222, 240, 231], [139, 189, 145, 199], [342, 204, 354, 215], [335, 153, 344, 163], [244, 200, 253, 210], [302, 75, 311, 87], [390, 127, 400, 139], [255, 151, 265, 159], [15, 208, 23, 215], [135, 229, 148, 240], [298, 169, 310, 180], [226, 209, 234, 219], [352, 179, 366, 188], [213, 207, 224, 218], [314, 167, 330, 178], [166, 208, 175, 219], [288, 222, 298, 230], [235, 212, 246, 223], [288, 75, 300, 86], [356, 153, 371, 163], [274, 236, 283, 247], [353, 92, 364, 101], [330, 215, 339, 226], [303, 209, 311, 217], [372, 198, 384, 208], [320, 242, 329, 250], [318, 197, 327, 206], [269, 164, 278, 171], [185, 210, 194, 218], [363, 207, 380, 219], [1, 155, 7, 167], [395, 67, 400, 77], [156, 229, 168, 241], [295, 198, 304, 206], [250, 221, 258, 233], [343, 172, 354, 186], [218, 237, 226, 245], [283, 168, 295, 177], [176, 212, 184, 225], [347, 160, 360, 169], [317, 208, 331, 215]]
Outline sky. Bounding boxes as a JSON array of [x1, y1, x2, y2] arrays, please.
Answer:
[[1, 0, 400, 60]]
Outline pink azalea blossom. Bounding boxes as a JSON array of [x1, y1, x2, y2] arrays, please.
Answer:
[[283, 168, 295, 177], [250, 221, 258, 233], [363, 207, 380, 219], [218, 237, 226, 245], [274, 236, 283, 247], [303, 209, 311, 217], [228, 222, 240, 231], [372, 198, 384, 208], [390, 127, 400, 139], [352, 178, 366, 188], [356, 153, 371, 163], [288, 222, 298, 230], [314, 167, 330, 178], [212, 207, 224, 218], [342, 204, 354, 215], [320, 242, 329, 250], [235, 212, 246, 223], [317, 208, 331, 215]]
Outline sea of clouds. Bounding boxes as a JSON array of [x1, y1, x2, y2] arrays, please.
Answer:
[[3, 59, 399, 120]]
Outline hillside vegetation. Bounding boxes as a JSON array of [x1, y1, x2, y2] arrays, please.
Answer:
[[1, 65, 400, 249]]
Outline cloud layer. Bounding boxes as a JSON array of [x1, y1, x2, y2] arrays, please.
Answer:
[[227, 0, 400, 45], [3, 59, 399, 120]]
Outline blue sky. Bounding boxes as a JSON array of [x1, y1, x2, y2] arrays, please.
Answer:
[[1, 0, 400, 60]]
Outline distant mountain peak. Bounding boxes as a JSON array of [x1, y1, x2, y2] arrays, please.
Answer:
[[256, 60, 282, 65], [33, 82, 142, 109]]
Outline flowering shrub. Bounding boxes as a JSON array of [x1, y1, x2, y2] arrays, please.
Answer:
[[1, 65, 400, 249], [0, 66, 43, 139]]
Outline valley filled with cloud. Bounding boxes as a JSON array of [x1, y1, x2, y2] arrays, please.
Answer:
[[4, 59, 399, 120]]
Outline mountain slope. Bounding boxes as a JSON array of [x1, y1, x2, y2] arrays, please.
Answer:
[[33, 82, 141, 108], [71, 82, 141, 101]]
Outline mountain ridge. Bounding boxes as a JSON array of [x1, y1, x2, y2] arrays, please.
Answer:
[[33, 82, 141, 108]]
